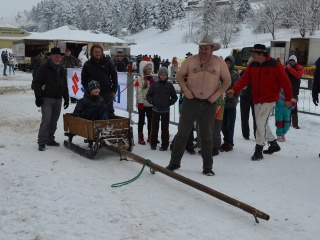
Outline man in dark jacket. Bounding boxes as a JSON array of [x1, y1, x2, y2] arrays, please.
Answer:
[[284, 55, 304, 129], [114, 56, 127, 72], [312, 57, 320, 158], [312, 57, 320, 106], [240, 57, 256, 140], [33, 48, 69, 151], [81, 44, 118, 116], [2, 51, 9, 76]]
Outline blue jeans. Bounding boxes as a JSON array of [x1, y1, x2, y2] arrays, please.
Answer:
[[3, 62, 8, 75], [37, 97, 62, 145], [222, 107, 237, 145]]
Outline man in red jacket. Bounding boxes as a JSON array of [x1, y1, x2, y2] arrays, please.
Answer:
[[227, 44, 292, 160]]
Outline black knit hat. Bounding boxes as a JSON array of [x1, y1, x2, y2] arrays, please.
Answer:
[[88, 80, 100, 91]]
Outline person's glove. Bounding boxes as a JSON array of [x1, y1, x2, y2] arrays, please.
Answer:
[[138, 103, 144, 111], [35, 97, 42, 107], [313, 95, 319, 106], [291, 98, 297, 109], [64, 100, 69, 109]]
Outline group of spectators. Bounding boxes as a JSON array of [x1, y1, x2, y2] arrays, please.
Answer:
[[30, 36, 320, 166], [1, 51, 17, 76]]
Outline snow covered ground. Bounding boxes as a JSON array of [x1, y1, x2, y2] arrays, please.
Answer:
[[1, 65, 320, 240], [1, 22, 320, 239]]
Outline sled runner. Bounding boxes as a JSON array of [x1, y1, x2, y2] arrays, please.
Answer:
[[63, 114, 134, 159]]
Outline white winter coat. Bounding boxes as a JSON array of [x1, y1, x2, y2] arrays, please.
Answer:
[[135, 61, 154, 107]]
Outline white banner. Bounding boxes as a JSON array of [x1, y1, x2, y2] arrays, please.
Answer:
[[67, 68, 127, 111]]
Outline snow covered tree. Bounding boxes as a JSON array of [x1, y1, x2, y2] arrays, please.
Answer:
[[237, 0, 251, 22], [251, 0, 284, 40], [141, 3, 152, 29], [127, 0, 143, 34], [175, 0, 185, 19], [202, 0, 217, 35], [283, 0, 320, 37], [213, 5, 240, 48], [155, 0, 173, 31]]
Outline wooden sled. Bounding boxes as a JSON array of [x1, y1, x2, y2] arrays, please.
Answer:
[[63, 113, 134, 159]]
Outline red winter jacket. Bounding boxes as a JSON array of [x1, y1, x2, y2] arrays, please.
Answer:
[[232, 56, 292, 104]]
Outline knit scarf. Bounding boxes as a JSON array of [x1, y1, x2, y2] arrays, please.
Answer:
[[48, 59, 63, 87]]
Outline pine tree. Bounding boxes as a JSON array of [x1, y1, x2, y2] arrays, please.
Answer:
[[156, 0, 173, 31], [127, 0, 143, 34], [237, 0, 251, 22], [175, 0, 185, 19]]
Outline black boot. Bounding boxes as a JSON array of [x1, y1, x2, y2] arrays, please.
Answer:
[[251, 144, 264, 161], [263, 140, 281, 154]]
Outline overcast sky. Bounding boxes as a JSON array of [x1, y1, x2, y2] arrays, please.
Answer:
[[0, 0, 41, 18]]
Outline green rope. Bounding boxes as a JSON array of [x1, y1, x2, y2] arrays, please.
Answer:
[[111, 159, 152, 188]]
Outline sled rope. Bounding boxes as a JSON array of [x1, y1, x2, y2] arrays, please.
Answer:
[[111, 159, 152, 188]]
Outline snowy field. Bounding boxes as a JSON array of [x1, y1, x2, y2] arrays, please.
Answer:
[[1, 68, 320, 240]]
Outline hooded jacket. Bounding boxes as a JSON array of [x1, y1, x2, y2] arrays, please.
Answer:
[[135, 61, 154, 107], [284, 62, 304, 97], [232, 55, 292, 104]]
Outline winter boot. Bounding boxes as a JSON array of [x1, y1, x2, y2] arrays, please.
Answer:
[[263, 140, 281, 154], [251, 144, 264, 161], [138, 133, 146, 145]]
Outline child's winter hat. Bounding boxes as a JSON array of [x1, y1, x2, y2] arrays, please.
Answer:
[[158, 67, 168, 76], [288, 55, 297, 62], [88, 80, 100, 91]]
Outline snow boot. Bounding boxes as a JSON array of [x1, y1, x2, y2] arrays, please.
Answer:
[[138, 133, 146, 145], [251, 144, 264, 161], [263, 140, 281, 154]]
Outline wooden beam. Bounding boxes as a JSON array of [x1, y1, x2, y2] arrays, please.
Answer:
[[103, 142, 270, 223]]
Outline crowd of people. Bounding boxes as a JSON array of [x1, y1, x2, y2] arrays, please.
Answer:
[[22, 33, 320, 170]]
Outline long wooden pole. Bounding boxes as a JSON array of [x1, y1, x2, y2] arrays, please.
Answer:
[[103, 142, 270, 222]]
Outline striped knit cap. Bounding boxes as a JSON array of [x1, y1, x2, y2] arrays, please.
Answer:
[[88, 80, 100, 91]]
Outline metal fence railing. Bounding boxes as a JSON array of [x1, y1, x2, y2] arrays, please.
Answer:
[[125, 73, 320, 127]]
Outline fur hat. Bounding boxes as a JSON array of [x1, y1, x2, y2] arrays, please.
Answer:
[[288, 55, 297, 62], [139, 61, 154, 79], [158, 67, 168, 76], [48, 47, 64, 56], [250, 44, 267, 54], [88, 80, 100, 91], [195, 35, 221, 51]]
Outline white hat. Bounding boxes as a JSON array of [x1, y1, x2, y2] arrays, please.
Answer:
[[288, 55, 297, 62], [195, 35, 221, 51]]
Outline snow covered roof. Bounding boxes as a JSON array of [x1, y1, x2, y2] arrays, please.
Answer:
[[25, 26, 126, 44], [0, 25, 126, 44]]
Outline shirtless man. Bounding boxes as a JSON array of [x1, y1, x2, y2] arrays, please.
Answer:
[[165, 35, 231, 176]]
